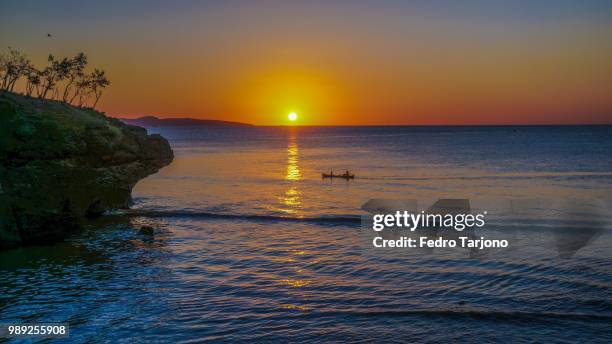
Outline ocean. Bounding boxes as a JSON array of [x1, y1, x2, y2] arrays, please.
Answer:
[[1, 125, 611, 343]]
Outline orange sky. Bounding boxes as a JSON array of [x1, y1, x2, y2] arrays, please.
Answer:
[[1, 1, 612, 125]]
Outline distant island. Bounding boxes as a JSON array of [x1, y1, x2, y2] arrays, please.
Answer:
[[119, 116, 253, 127]]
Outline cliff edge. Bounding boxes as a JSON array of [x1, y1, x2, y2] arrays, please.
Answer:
[[0, 91, 174, 245]]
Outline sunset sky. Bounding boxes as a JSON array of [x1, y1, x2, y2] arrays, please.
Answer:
[[1, 0, 612, 125]]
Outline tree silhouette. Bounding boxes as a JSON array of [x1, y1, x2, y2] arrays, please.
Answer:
[[1, 48, 111, 109], [62, 52, 88, 102], [39, 55, 61, 99], [89, 69, 110, 108], [0, 48, 31, 92], [25, 65, 41, 96]]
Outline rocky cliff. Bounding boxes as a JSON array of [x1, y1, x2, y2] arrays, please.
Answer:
[[0, 91, 173, 245]]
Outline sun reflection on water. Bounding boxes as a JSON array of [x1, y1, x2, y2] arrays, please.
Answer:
[[280, 132, 302, 214], [281, 278, 311, 288], [274, 131, 313, 296], [285, 138, 301, 181]]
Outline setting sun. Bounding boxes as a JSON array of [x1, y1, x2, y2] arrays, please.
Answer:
[[288, 112, 298, 121]]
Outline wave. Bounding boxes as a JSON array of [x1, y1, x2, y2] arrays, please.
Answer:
[[120, 209, 362, 225], [358, 171, 612, 181], [309, 308, 612, 322]]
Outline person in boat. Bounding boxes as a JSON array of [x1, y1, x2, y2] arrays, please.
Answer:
[[322, 170, 354, 178]]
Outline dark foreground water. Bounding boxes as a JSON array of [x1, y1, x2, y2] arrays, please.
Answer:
[[1, 126, 611, 343]]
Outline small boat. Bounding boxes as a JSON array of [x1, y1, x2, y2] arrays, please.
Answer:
[[322, 171, 355, 179]]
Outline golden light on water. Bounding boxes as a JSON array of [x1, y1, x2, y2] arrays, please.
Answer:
[[276, 132, 310, 296], [285, 138, 301, 181], [282, 187, 301, 209], [280, 304, 309, 311], [280, 132, 302, 214], [281, 278, 310, 288]]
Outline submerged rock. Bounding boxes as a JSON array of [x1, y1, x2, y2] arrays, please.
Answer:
[[0, 91, 173, 245], [138, 225, 155, 236]]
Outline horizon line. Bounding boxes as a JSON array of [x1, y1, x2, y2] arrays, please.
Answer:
[[114, 115, 612, 127]]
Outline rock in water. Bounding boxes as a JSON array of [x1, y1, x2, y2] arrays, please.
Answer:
[[0, 91, 174, 245], [139, 225, 155, 236]]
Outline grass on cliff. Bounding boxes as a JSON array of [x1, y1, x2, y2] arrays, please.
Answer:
[[0, 90, 142, 164], [0, 90, 122, 131]]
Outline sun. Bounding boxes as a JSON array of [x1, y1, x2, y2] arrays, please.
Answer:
[[288, 112, 298, 121]]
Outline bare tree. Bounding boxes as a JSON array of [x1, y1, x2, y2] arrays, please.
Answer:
[[53, 57, 71, 99], [0, 52, 6, 89], [39, 55, 57, 98], [39, 55, 70, 99], [77, 79, 92, 107], [88, 69, 110, 109], [62, 52, 88, 102], [1, 48, 110, 108], [0, 48, 31, 91], [25, 65, 41, 97], [70, 73, 90, 105]]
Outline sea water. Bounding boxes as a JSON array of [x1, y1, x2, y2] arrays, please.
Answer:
[[1, 125, 611, 342]]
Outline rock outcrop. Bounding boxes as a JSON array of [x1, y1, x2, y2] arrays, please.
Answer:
[[0, 91, 173, 245]]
